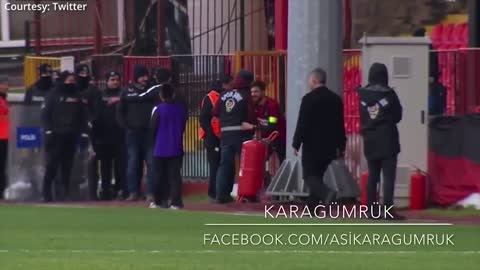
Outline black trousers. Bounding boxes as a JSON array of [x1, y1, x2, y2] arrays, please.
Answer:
[[153, 156, 183, 207], [43, 133, 77, 201], [97, 143, 127, 196], [303, 158, 333, 206], [206, 146, 220, 199], [367, 156, 398, 207], [0, 140, 7, 199]]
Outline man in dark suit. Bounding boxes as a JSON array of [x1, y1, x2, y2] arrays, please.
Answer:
[[292, 67, 346, 208]]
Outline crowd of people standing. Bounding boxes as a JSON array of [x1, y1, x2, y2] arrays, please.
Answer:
[[0, 61, 405, 219], [19, 63, 286, 209]]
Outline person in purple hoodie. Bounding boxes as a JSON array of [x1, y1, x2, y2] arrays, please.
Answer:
[[149, 84, 187, 209]]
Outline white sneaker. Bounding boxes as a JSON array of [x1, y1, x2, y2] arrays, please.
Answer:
[[149, 202, 159, 209], [169, 205, 181, 210]]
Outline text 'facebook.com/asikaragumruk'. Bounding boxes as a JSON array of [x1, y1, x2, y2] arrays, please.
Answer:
[[203, 233, 455, 246]]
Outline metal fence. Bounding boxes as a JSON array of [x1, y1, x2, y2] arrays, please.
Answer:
[[172, 55, 234, 178], [91, 54, 124, 88], [436, 50, 458, 115], [456, 49, 480, 114], [343, 49, 362, 180], [233, 51, 286, 110]]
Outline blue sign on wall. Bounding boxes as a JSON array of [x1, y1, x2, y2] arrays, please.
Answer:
[[17, 127, 42, 149]]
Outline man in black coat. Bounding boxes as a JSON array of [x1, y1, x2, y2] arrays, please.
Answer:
[[292, 67, 346, 208]]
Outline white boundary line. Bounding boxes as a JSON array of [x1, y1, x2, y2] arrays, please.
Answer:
[[205, 223, 453, 226], [0, 249, 478, 255]]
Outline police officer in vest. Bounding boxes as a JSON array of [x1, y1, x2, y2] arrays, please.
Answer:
[[24, 64, 55, 105], [200, 76, 233, 201], [42, 71, 89, 202], [213, 70, 256, 203]]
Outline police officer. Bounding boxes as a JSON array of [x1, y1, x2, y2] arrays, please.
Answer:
[[24, 64, 55, 105], [42, 71, 89, 202], [75, 64, 100, 118], [117, 65, 155, 202], [75, 65, 99, 200], [213, 70, 256, 203], [199, 76, 233, 201], [358, 63, 404, 220], [91, 71, 126, 200]]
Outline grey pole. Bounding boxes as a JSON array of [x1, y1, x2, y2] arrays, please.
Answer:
[[286, 0, 343, 160], [266, 0, 343, 197]]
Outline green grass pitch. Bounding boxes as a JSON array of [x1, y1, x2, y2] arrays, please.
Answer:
[[0, 205, 479, 270]]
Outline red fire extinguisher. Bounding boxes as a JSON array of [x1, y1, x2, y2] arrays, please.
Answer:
[[360, 172, 369, 205], [237, 131, 279, 202], [410, 169, 427, 210]]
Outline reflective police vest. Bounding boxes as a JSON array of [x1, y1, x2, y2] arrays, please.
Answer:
[[199, 91, 221, 139]]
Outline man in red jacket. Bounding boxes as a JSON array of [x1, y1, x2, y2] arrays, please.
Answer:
[[251, 80, 286, 162], [0, 76, 9, 199]]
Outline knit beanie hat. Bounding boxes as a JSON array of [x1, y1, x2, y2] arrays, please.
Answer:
[[133, 65, 149, 82]]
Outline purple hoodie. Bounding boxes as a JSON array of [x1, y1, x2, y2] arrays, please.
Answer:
[[150, 102, 187, 157]]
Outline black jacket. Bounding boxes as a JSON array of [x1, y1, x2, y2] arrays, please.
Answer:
[[293, 87, 346, 176], [358, 84, 402, 160], [79, 84, 101, 121], [117, 83, 156, 130], [199, 89, 221, 148], [43, 86, 89, 135], [92, 87, 124, 147], [24, 82, 54, 105]]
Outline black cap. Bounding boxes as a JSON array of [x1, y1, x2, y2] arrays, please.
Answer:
[[75, 64, 90, 76], [105, 71, 121, 81]]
